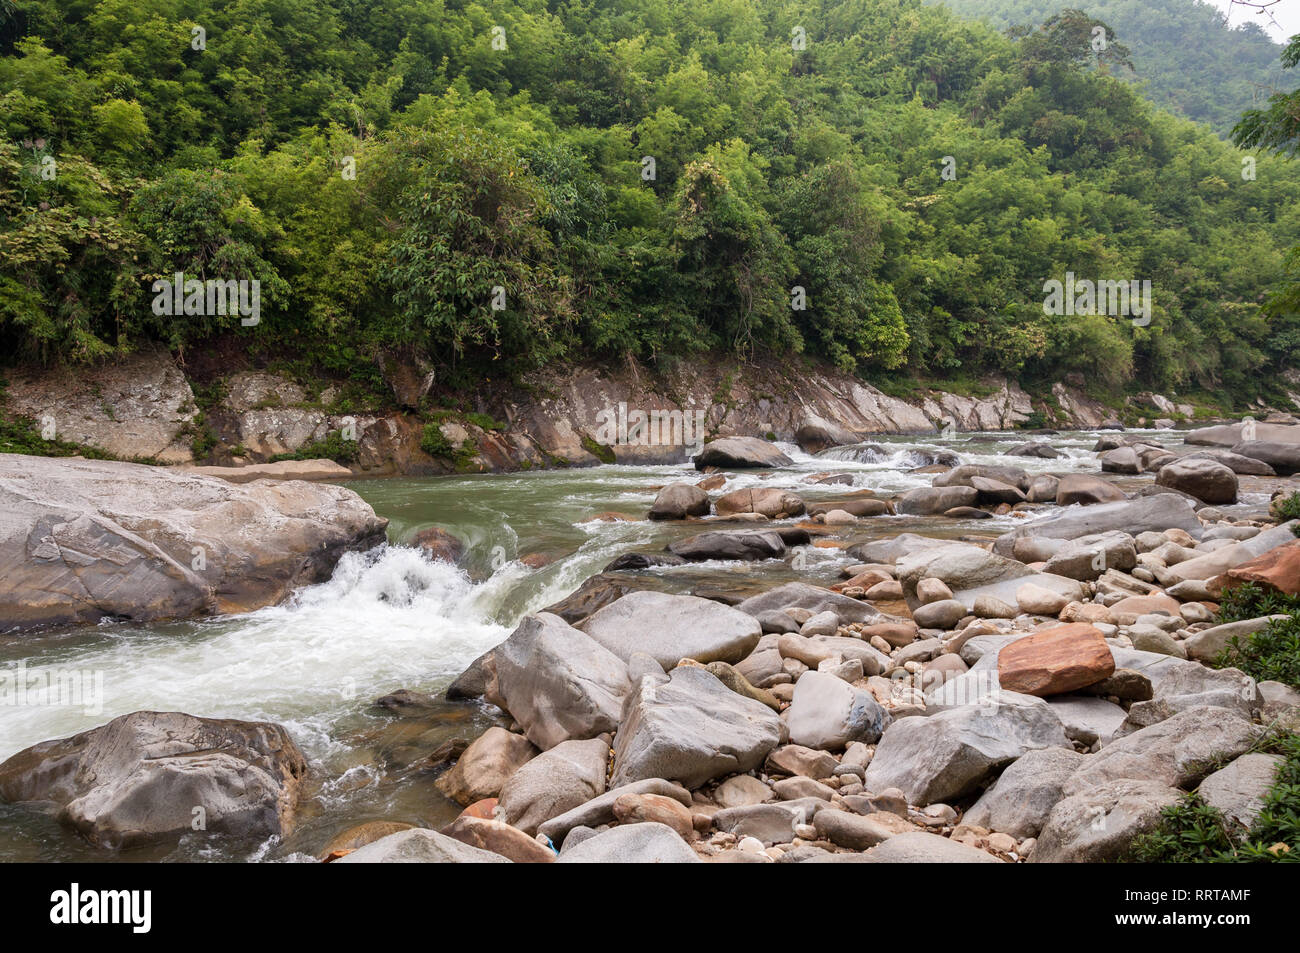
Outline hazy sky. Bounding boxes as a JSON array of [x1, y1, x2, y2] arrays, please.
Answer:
[[1206, 0, 1299, 40]]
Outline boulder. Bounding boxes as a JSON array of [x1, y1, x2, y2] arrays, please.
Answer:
[[993, 495, 1202, 557], [964, 746, 1083, 838], [1041, 533, 1137, 581], [997, 624, 1114, 697], [1183, 449, 1276, 476], [579, 591, 761, 670], [667, 529, 790, 561], [410, 527, 465, 562], [320, 820, 415, 858], [1026, 475, 1060, 503], [556, 822, 700, 863], [498, 738, 610, 836], [1183, 615, 1287, 662], [894, 486, 979, 515], [1064, 707, 1263, 795], [1016, 583, 1071, 616], [970, 476, 1027, 505], [1216, 540, 1300, 597], [1155, 458, 1237, 505], [333, 828, 511, 863], [1031, 779, 1182, 863], [1198, 753, 1284, 831], [0, 454, 388, 631], [694, 437, 793, 470], [784, 671, 890, 751], [1230, 440, 1300, 475], [857, 830, 1003, 863], [1047, 695, 1128, 747], [610, 666, 781, 789], [766, 745, 839, 780], [491, 613, 631, 750], [715, 488, 805, 518], [1054, 474, 1127, 506], [648, 483, 710, 520], [435, 727, 538, 806], [795, 418, 859, 453], [1100, 446, 1141, 474], [0, 711, 307, 848], [933, 464, 1030, 491], [912, 599, 969, 629], [1004, 442, 1060, 459], [736, 582, 891, 625], [864, 692, 1069, 804], [1164, 522, 1300, 584]]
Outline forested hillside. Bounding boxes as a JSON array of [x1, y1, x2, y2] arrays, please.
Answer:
[[936, 1, 1286, 136], [2, 0, 1299, 408]]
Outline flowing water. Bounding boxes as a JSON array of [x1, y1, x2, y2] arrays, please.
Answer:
[[0, 428, 1240, 862]]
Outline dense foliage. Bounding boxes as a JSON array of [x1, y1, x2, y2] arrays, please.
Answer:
[[2, 0, 1299, 405], [936, 0, 1286, 137]]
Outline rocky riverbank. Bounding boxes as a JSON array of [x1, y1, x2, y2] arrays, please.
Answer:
[[7, 347, 1275, 477], [2, 428, 1298, 862]]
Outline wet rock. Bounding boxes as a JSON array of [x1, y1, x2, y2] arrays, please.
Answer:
[[0, 711, 309, 849], [648, 483, 711, 520], [1005, 442, 1061, 459], [694, 437, 793, 471], [320, 821, 415, 859], [580, 591, 761, 669], [668, 529, 790, 561], [440, 815, 556, 862], [715, 488, 806, 518]]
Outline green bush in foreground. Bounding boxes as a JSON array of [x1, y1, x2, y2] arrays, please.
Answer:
[[1125, 733, 1300, 863], [1216, 581, 1300, 625], [1215, 614, 1300, 691]]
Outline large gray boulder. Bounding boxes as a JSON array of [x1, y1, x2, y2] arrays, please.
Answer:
[[1054, 473, 1127, 506], [992, 495, 1203, 557], [611, 666, 781, 789], [491, 613, 631, 750], [1041, 532, 1137, 581], [1064, 706, 1263, 795], [784, 671, 890, 751], [893, 486, 979, 515], [964, 746, 1084, 838], [1186, 422, 1300, 447], [1230, 440, 1300, 475], [897, 542, 1083, 611], [864, 692, 1069, 804], [334, 828, 511, 863], [1198, 753, 1284, 831], [556, 821, 700, 863], [0, 711, 308, 848], [693, 437, 793, 470], [579, 591, 761, 670], [648, 483, 710, 520], [735, 582, 891, 625], [1031, 779, 1183, 863], [933, 464, 1030, 492], [498, 738, 610, 836], [1183, 449, 1276, 476], [0, 453, 387, 631], [667, 529, 790, 561], [1155, 458, 1237, 504]]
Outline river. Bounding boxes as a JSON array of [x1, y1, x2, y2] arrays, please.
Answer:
[[0, 428, 1223, 861]]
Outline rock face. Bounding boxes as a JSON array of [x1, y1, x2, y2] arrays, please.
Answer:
[[0, 453, 389, 632], [964, 746, 1084, 838], [579, 591, 762, 670], [611, 666, 781, 789], [864, 693, 1069, 804], [694, 437, 793, 470], [1155, 458, 1237, 504], [491, 613, 632, 750], [1031, 779, 1183, 863], [2, 348, 197, 463], [784, 671, 890, 751], [0, 711, 308, 848], [334, 828, 512, 863], [997, 625, 1115, 697]]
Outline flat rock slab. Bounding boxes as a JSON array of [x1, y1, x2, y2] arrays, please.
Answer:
[[611, 666, 781, 789], [579, 590, 761, 669], [997, 623, 1115, 697]]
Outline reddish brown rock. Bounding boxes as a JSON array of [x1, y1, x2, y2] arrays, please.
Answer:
[[1215, 541, 1300, 598], [461, 798, 500, 820], [832, 569, 892, 593], [997, 623, 1115, 697], [715, 488, 806, 518], [440, 815, 556, 862], [611, 793, 696, 840], [860, 621, 919, 648], [1108, 593, 1181, 622], [434, 727, 538, 806], [411, 527, 465, 563], [697, 474, 726, 491]]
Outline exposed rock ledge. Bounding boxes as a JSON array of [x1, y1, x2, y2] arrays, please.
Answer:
[[0, 453, 388, 633], [3, 351, 1129, 476]]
